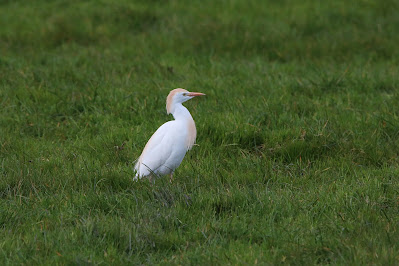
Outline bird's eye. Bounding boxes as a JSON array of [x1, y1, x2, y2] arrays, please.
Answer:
[[183, 93, 187, 96]]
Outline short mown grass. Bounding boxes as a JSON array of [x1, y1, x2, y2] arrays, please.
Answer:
[[1, 0, 398, 264]]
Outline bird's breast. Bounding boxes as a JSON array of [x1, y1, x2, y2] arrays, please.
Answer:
[[186, 119, 196, 150]]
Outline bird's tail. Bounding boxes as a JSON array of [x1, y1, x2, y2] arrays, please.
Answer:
[[133, 158, 141, 181]]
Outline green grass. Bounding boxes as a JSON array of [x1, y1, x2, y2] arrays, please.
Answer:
[[1, 0, 399, 264]]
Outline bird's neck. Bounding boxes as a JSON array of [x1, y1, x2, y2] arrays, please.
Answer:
[[172, 103, 197, 150], [171, 103, 194, 122]]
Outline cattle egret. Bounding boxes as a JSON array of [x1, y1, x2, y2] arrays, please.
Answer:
[[134, 88, 205, 181]]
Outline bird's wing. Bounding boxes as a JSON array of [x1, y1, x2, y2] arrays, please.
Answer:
[[135, 121, 175, 176]]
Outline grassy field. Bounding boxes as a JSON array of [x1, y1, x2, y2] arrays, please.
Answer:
[[1, 0, 399, 264]]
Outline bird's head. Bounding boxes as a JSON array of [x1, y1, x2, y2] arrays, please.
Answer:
[[166, 88, 206, 114]]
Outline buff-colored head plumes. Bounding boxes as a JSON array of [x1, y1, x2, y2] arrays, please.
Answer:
[[166, 88, 188, 114]]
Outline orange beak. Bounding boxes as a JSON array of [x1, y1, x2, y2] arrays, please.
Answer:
[[187, 92, 206, 97]]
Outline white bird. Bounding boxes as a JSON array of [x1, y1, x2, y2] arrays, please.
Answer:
[[134, 88, 205, 181]]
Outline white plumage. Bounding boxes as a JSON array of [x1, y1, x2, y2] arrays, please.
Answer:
[[134, 88, 205, 180]]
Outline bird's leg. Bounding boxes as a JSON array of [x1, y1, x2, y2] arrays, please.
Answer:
[[169, 172, 174, 183], [148, 174, 154, 185]]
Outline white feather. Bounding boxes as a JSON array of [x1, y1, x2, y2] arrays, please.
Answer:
[[134, 120, 188, 177]]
